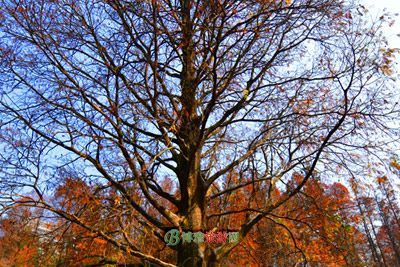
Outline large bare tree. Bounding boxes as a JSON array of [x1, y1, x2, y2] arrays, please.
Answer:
[[0, 0, 398, 266]]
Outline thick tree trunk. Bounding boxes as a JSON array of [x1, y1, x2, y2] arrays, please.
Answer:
[[177, 242, 222, 267], [175, 149, 209, 266], [177, 242, 203, 267], [174, 1, 222, 265]]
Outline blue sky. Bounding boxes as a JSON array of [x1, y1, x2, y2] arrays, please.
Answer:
[[363, 0, 400, 48]]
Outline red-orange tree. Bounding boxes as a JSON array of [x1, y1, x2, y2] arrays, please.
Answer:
[[0, 0, 398, 266], [212, 174, 363, 266], [0, 206, 41, 266]]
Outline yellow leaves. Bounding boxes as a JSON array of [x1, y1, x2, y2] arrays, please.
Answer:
[[125, 246, 133, 255], [390, 159, 400, 170], [114, 196, 121, 206], [380, 65, 394, 76], [285, 0, 292, 5], [243, 89, 249, 100], [169, 123, 177, 133], [379, 47, 399, 76]]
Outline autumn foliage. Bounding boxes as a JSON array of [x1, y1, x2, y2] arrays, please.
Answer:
[[1, 173, 399, 266]]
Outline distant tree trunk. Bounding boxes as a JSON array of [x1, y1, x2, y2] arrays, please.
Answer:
[[379, 179, 400, 228], [355, 198, 384, 266], [374, 193, 400, 266]]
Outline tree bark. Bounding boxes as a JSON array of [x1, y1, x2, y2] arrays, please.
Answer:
[[175, 1, 209, 265]]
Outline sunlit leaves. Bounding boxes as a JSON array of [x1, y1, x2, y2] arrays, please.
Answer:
[[379, 48, 399, 76], [390, 159, 400, 171]]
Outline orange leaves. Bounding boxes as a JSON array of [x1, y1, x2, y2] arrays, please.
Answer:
[[377, 175, 388, 184], [292, 172, 304, 184], [114, 196, 121, 205], [289, 96, 315, 115], [272, 179, 357, 264], [331, 182, 349, 196], [54, 177, 94, 212], [94, 237, 107, 245], [211, 169, 361, 265], [0, 207, 41, 266], [16, 6, 25, 13]]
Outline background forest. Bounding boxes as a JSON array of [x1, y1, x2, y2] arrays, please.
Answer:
[[1, 169, 400, 266]]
